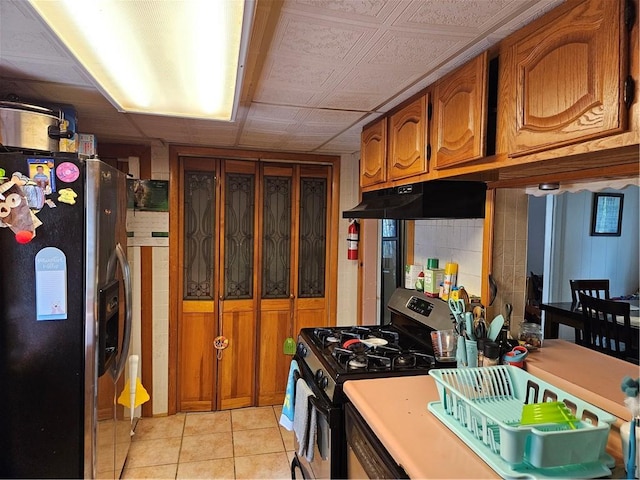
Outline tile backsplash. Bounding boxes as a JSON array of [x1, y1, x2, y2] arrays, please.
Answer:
[[413, 218, 484, 298], [487, 189, 528, 333]]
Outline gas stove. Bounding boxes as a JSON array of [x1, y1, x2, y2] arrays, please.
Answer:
[[308, 324, 436, 371], [295, 289, 455, 402], [291, 288, 456, 479]]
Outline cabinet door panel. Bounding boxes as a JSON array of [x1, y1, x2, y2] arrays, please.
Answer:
[[509, 0, 625, 156], [257, 306, 291, 406], [179, 311, 216, 411], [295, 298, 327, 334], [360, 120, 387, 187], [433, 52, 487, 168], [218, 306, 256, 410], [388, 95, 427, 180]]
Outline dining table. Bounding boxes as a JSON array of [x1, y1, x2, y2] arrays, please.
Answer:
[[539, 298, 639, 339]]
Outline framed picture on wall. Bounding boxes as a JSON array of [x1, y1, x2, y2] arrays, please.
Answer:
[[590, 192, 623, 236]]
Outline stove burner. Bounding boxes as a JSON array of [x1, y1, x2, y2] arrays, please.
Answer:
[[314, 328, 343, 348], [366, 354, 392, 371], [393, 354, 416, 369], [348, 356, 367, 369]]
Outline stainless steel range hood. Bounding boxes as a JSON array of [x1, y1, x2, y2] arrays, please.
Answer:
[[342, 180, 487, 220]]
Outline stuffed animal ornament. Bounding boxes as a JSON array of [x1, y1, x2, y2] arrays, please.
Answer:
[[0, 178, 41, 243]]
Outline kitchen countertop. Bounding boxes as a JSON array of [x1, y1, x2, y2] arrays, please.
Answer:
[[343, 375, 498, 479], [525, 339, 638, 422], [525, 339, 637, 476], [344, 339, 636, 479]]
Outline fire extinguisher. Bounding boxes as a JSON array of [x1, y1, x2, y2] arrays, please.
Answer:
[[347, 219, 359, 260]]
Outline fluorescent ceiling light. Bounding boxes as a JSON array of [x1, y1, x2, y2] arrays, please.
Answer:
[[28, 0, 253, 121]]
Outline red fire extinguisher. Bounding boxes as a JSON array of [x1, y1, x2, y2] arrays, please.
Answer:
[[347, 219, 359, 260]]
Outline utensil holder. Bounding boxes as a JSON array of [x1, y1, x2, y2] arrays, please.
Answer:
[[465, 340, 478, 367]]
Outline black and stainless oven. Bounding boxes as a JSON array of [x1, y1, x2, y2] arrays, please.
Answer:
[[344, 403, 409, 479], [290, 287, 454, 479]]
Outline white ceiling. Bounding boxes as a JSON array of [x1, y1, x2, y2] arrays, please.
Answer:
[[0, 0, 563, 156]]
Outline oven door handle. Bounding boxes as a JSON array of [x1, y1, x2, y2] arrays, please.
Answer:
[[309, 395, 330, 418], [291, 453, 308, 479]]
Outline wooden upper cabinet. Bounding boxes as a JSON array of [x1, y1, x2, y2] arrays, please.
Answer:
[[360, 118, 387, 188], [504, 0, 628, 157], [388, 94, 428, 181], [432, 52, 489, 169]]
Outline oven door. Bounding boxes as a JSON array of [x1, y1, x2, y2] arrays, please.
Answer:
[[292, 358, 343, 480], [344, 403, 409, 479]]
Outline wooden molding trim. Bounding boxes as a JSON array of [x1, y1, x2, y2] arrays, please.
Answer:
[[487, 162, 639, 190], [99, 143, 154, 417], [140, 247, 153, 417], [481, 189, 496, 306]]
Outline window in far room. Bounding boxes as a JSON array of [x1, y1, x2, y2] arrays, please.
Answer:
[[380, 219, 405, 325]]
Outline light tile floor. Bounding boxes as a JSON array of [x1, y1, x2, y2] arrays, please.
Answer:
[[122, 406, 295, 479]]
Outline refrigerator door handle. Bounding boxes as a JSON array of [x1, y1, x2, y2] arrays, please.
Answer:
[[107, 243, 133, 381]]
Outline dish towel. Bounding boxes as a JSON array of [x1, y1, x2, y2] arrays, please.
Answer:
[[304, 401, 318, 462], [316, 409, 330, 460], [278, 359, 299, 430], [293, 378, 313, 458]]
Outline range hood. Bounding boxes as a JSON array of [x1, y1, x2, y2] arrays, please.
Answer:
[[343, 180, 487, 220]]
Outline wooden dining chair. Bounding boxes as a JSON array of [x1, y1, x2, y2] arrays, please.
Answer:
[[578, 292, 638, 365], [569, 279, 610, 344], [570, 279, 610, 305]]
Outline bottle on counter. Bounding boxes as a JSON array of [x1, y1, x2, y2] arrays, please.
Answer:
[[424, 259, 444, 298], [483, 341, 500, 366], [441, 262, 458, 300], [450, 286, 459, 301], [496, 325, 520, 363]]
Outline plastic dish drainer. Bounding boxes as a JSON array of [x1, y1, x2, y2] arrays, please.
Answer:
[[428, 366, 616, 478]]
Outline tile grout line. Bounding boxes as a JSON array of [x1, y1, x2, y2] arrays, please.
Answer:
[[230, 410, 238, 480], [175, 413, 187, 480]]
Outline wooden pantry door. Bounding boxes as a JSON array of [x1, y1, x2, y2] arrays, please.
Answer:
[[177, 156, 336, 411], [177, 157, 220, 411], [256, 163, 296, 406], [257, 164, 333, 405], [177, 158, 259, 411], [216, 160, 260, 410]]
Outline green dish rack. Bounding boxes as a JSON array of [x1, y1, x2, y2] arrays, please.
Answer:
[[428, 366, 616, 478]]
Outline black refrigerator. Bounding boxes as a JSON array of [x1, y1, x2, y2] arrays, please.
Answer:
[[0, 152, 133, 479]]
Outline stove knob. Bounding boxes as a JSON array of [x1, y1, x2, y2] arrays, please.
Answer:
[[297, 342, 307, 357], [315, 370, 328, 389]]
